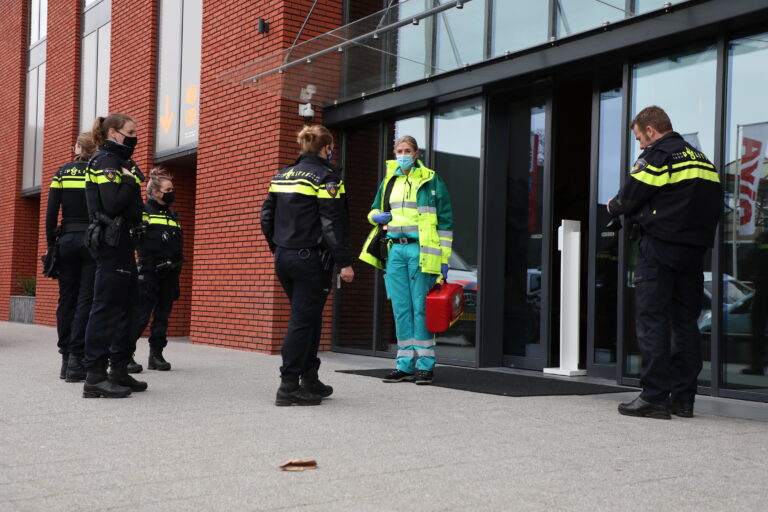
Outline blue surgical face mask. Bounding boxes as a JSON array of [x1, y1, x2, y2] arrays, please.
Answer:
[[397, 155, 414, 171], [326, 148, 334, 163]]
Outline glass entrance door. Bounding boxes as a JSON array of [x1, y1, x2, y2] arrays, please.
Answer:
[[503, 98, 549, 369]]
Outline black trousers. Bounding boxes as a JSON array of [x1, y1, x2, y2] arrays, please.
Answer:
[[275, 247, 331, 376], [132, 268, 180, 350], [634, 235, 705, 405], [55, 232, 96, 357], [82, 232, 139, 368]]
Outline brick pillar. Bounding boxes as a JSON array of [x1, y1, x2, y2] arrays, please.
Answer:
[[0, 0, 39, 320], [192, 0, 342, 352], [35, 0, 83, 328]]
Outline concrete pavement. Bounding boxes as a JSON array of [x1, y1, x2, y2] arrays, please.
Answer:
[[1, 321, 767, 511]]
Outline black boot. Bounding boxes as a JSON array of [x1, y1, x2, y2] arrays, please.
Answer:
[[301, 363, 333, 398], [65, 353, 86, 382], [127, 354, 143, 374], [60, 354, 68, 380], [148, 348, 171, 371], [110, 359, 148, 392], [276, 373, 322, 406], [83, 360, 132, 398]]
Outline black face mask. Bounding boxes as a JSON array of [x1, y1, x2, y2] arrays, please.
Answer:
[[162, 191, 176, 206], [122, 136, 138, 149]]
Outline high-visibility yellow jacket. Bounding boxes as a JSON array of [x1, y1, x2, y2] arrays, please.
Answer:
[[359, 160, 453, 274]]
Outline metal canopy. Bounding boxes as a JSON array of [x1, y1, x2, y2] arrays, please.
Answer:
[[219, 0, 472, 106]]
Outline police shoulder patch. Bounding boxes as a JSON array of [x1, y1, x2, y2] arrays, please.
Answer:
[[325, 182, 339, 198], [104, 168, 118, 182], [631, 158, 648, 174]]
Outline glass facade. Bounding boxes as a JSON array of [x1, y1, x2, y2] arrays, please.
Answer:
[[80, 22, 111, 131], [491, 0, 548, 57], [22, 63, 46, 191], [722, 33, 768, 392], [435, 0, 486, 71], [156, 0, 203, 152], [29, 0, 48, 46], [556, 0, 626, 38]]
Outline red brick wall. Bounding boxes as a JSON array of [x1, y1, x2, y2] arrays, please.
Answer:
[[35, 0, 82, 328], [192, 0, 343, 353], [0, 0, 40, 320]]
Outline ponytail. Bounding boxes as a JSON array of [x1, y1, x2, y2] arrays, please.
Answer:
[[90, 113, 135, 147], [297, 125, 333, 155], [76, 132, 97, 161]]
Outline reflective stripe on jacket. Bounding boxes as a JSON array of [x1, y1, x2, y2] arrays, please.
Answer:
[[359, 160, 453, 274]]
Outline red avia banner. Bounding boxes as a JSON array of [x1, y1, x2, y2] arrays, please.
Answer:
[[739, 123, 768, 236]]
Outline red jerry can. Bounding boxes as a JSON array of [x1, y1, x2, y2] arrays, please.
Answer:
[[425, 282, 464, 333]]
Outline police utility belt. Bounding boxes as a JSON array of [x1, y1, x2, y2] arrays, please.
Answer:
[[85, 212, 138, 250]]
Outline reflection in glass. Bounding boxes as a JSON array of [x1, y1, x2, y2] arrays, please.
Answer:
[[723, 33, 768, 392], [556, 0, 626, 38], [628, 47, 716, 385], [492, 0, 549, 57], [22, 68, 39, 189], [395, 0, 431, 84], [435, 0, 486, 71], [432, 102, 483, 362], [594, 89, 622, 364], [504, 101, 545, 359]]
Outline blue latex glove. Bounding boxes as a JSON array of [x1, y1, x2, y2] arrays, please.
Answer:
[[372, 212, 392, 224], [441, 263, 449, 283]]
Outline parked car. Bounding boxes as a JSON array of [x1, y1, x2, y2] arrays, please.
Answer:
[[698, 272, 755, 334]]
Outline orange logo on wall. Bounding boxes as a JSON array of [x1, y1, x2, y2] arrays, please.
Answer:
[[185, 84, 198, 128]]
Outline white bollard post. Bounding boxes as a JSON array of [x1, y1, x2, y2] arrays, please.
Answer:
[[544, 220, 587, 377]]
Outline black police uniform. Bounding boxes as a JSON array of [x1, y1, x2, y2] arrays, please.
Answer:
[[81, 139, 147, 397], [45, 159, 95, 382], [609, 132, 721, 407], [131, 198, 183, 370], [261, 152, 351, 404]]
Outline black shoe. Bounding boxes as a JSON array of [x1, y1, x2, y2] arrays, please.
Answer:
[[65, 353, 86, 382], [382, 369, 415, 383], [618, 396, 671, 419], [301, 364, 333, 398], [83, 360, 132, 398], [60, 354, 69, 380], [127, 355, 143, 374], [148, 349, 171, 371], [670, 402, 694, 418], [109, 359, 148, 392], [275, 374, 322, 406], [414, 370, 433, 385]]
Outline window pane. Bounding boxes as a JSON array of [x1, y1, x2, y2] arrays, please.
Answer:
[[95, 23, 111, 120], [39, 0, 48, 41], [433, 101, 482, 362], [722, 33, 768, 391], [156, 0, 183, 151], [627, 46, 717, 385], [504, 100, 546, 358], [79, 31, 97, 131], [30, 0, 40, 44], [492, 0, 549, 57], [635, 0, 690, 14], [594, 88, 622, 364], [179, 0, 202, 146], [395, 0, 430, 84], [22, 69, 38, 189], [435, 0, 485, 72], [556, 0, 626, 38], [34, 63, 46, 188]]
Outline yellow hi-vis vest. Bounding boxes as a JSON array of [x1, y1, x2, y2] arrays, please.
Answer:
[[359, 160, 454, 274]]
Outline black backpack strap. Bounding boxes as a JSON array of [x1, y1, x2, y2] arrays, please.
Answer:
[[382, 176, 397, 212]]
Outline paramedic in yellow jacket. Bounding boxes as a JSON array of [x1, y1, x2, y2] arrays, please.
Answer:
[[360, 135, 454, 385]]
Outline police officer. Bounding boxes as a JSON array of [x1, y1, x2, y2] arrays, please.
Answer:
[[608, 106, 721, 419], [81, 113, 148, 398], [260, 125, 354, 406], [130, 168, 183, 372], [45, 133, 97, 382]]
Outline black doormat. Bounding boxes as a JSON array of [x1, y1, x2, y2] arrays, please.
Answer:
[[336, 368, 630, 397]]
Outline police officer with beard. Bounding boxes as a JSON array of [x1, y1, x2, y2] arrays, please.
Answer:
[[261, 125, 354, 406], [609, 106, 721, 419], [81, 113, 148, 398], [44, 133, 97, 382], [129, 168, 183, 372]]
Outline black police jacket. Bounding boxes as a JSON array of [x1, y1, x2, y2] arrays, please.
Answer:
[[84, 140, 144, 224], [260, 153, 351, 268], [137, 199, 183, 264], [608, 132, 722, 248], [45, 160, 90, 246]]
